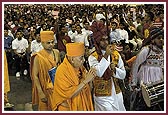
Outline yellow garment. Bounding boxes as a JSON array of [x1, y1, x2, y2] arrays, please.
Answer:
[[40, 31, 54, 42], [66, 43, 85, 57], [144, 29, 150, 39], [4, 52, 10, 102], [111, 50, 121, 94], [30, 49, 56, 110], [52, 56, 94, 111], [91, 50, 121, 94]]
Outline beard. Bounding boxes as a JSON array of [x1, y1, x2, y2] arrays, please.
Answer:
[[18, 37, 22, 40], [155, 41, 164, 50], [157, 44, 163, 50], [100, 43, 108, 51]]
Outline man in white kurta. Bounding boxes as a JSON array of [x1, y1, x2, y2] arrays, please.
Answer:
[[132, 27, 164, 86], [131, 27, 164, 111], [88, 35, 126, 111]]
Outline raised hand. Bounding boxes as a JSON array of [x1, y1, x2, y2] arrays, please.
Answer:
[[83, 67, 97, 84]]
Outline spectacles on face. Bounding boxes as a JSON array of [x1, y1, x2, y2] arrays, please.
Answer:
[[46, 40, 54, 45], [74, 55, 85, 62]]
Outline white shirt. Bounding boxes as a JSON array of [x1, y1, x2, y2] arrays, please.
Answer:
[[118, 29, 129, 43], [96, 13, 105, 21], [110, 29, 122, 43], [68, 30, 77, 42], [12, 37, 28, 53], [81, 28, 93, 37], [30, 40, 43, 55], [74, 32, 89, 47]]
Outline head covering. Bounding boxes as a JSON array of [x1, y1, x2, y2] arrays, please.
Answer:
[[40, 31, 54, 42], [90, 21, 109, 55], [66, 43, 85, 57], [150, 27, 164, 40], [142, 27, 164, 46], [90, 21, 108, 43]]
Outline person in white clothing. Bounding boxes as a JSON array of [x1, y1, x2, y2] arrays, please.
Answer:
[[68, 24, 77, 42], [12, 29, 29, 79], [74, 25, 89, 47], [95, 7, 105, 21], [131, 27, 164, 111], [81, 21, 93, 37], [30, 32, 43, 56], [118, 23, 129, 44], [81, 21, 94, 49], [109, 21, 122, 43], [88, 31, 126, 111], [87, 14, 95, 26]]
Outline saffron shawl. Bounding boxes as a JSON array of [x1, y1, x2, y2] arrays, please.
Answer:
[[52, 56, 94, 111], [30, 49, 56, 110]]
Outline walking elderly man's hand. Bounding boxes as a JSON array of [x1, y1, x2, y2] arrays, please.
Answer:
[[83, 68, 97, 84]]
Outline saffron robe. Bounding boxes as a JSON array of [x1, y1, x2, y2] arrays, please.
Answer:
[[30, 49, 58, 110], [4, 52, 10, 102], [52, 56, 94, 111]]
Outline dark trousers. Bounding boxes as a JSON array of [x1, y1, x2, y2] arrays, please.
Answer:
[[5, 51, 13, 69], [13, 53, 29, 74]]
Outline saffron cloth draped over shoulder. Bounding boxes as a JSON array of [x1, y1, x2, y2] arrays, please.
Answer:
[[30, 49, 56, 110], [51, 56, 94, 111]]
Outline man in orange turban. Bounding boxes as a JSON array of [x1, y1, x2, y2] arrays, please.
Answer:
[[30, 31, 61, 110], [52, 43, 97, 111]]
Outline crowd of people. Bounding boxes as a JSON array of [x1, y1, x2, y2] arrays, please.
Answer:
[[4, 3, 164, 111]]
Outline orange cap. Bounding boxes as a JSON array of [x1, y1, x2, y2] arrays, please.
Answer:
[[40, 31, 54, 42], [66, 43, 85, 57]]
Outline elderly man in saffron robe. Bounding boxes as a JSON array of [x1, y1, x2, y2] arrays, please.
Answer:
[[52, 43, 97, 111]]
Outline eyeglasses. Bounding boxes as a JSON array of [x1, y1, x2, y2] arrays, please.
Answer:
[[46, 40, 54, 44], [79, 56, 85, 61], [74, 55, 85, 62]]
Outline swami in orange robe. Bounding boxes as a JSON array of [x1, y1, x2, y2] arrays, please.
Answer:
[[30, 31, 60, 110], [52, 43, 96, 111]]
